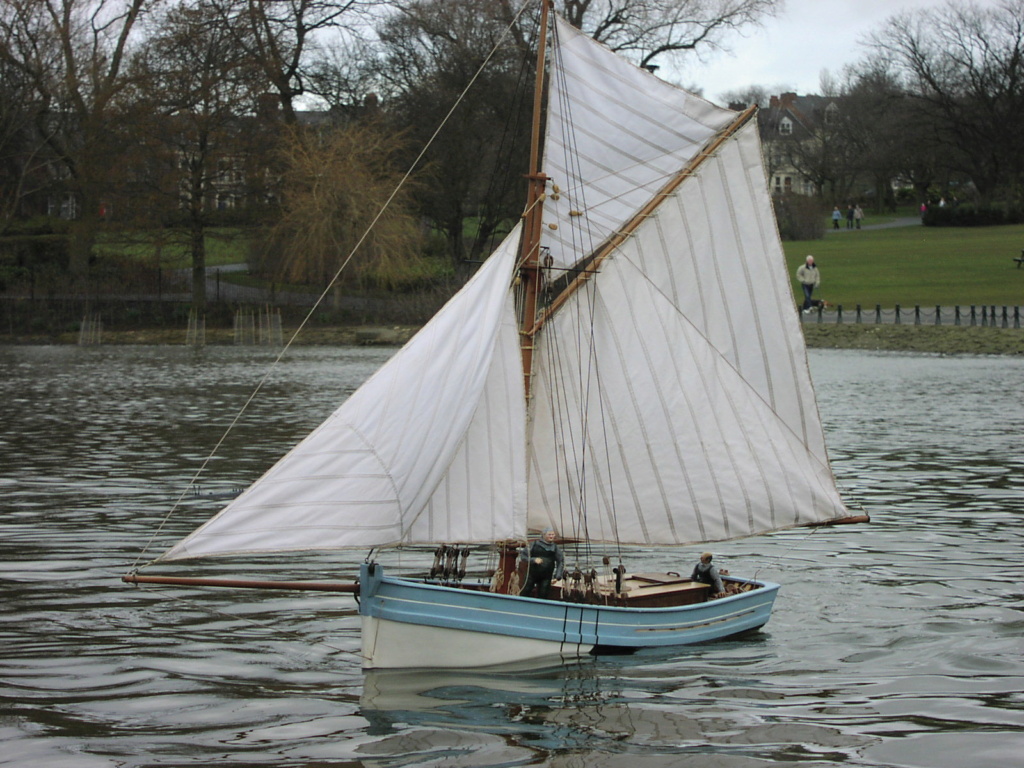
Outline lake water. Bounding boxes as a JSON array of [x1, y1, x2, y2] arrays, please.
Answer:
[[2, 345, 1022, 768]]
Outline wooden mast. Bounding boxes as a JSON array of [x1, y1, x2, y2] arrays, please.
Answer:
[[517, 0, 551, 401]]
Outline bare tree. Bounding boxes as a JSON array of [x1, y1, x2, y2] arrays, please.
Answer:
[[869, 0, 1024, 202], [0, 0, 151, 277], [559, 0, 781, 69], [303, 37, 382, 112], [130, 0, 267, 311], [208, 0, 383, 124], [835, 63, 919, 212], [376, 0, 533, 271], [721, 85, 776, 110], [0, 53, 50, 229], [777, 101, 860, 205]]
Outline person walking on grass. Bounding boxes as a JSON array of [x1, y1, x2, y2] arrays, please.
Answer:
[[797, 255, 820, 313]]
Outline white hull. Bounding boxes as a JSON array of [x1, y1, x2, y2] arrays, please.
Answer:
[[361, 615, 592, 670]]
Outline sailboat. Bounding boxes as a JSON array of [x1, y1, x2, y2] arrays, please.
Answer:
[[125, 2, 864, 670]]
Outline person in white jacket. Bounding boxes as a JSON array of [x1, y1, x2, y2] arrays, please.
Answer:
[[796, 255, 821, 312]]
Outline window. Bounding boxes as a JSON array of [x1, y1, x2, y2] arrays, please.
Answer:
[[779, 117, 792, 135], [773, 176, 794, 194]]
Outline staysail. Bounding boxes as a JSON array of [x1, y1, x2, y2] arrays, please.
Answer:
[[160, 232, 527, 561]]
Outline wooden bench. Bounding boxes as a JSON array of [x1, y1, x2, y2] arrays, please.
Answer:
[[1015, 249, 1024, 268]]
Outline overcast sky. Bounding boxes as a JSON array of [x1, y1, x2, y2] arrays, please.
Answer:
[[680, 0, 1004, 104]]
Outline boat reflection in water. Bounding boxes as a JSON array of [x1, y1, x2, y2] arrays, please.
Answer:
[[358, 649, 872, 759], [361, 657, 584, 713]]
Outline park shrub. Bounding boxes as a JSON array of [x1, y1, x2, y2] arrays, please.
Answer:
[[773, 194, 825, 241], [0, 233, 70, 269], [0, 218, 72, 290], [1, 216, 70, 236], [923, 202, 1024, 227]]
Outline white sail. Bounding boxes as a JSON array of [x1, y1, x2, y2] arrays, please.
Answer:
[[540, 16, 736, 270], [527, 119, 847, 544], [160, 231, 527, 561]]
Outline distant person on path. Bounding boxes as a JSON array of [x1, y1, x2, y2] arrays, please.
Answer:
[[797, 255, 820, 312], [854, 205, 864, 229], [846, 204, 855, 229], [832, 206, 842, 229]]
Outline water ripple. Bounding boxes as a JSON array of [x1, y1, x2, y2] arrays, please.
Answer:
[[1, 346, 1023, 766]]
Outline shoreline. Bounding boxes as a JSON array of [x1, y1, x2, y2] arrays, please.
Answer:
[[799, 324, 1024, 356], [2, 323, 1023, 356]]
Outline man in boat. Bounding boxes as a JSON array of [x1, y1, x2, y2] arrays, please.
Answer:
[[690, 552, 725, 596], [519, 527, 564, 600]]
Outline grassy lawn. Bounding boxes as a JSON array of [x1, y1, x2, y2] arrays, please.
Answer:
[[95, 228, 250, 268], [784, 222, 1024, 308], [91, 218, 1024, 310]]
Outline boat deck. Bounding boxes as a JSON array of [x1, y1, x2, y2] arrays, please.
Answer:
[[455, 570, 719, 607], [614, 572, 711, 607]]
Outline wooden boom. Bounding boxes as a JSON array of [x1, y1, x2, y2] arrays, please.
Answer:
[[123, 573, 358, 593]]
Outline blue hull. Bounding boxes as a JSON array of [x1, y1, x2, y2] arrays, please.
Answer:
[[357, 563, 779, 669]]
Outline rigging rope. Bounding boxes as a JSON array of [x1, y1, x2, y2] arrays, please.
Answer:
[[536, 16, 627, 575]]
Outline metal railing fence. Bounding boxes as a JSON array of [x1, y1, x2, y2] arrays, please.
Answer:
[[803, 304, 1022, 329]]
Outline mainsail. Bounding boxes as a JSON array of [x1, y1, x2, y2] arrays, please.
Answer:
[[159, 10, 847, 563], [527, 117, 846, 545]]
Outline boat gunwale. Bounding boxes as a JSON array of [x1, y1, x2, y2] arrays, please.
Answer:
[[373, 569, 780, 614]]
